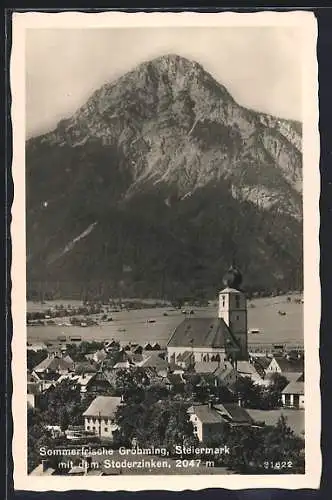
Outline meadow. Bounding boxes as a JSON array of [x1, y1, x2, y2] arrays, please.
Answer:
[[27, 295, 303, 348]]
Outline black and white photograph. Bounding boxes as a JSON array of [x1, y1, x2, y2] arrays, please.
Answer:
[[11, 11, 320, 491]]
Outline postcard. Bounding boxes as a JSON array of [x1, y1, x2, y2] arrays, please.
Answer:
[[11, 10, 320, 491]]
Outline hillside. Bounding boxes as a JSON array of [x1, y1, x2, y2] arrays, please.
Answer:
[[26, 54, 303, 300]]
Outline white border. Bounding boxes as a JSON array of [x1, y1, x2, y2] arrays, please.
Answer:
[[11, 10, 321, 491]]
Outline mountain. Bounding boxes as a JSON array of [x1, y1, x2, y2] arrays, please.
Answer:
[[26, 54, 303, 300]]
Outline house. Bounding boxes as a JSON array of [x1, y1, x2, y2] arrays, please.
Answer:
[[281, 381, 305, 409], [214, 363, 237, 388], [27, 382, 41, 408], [135, 352, 169, 377], [188, 402, 253, 443], [83, 370, 115, 394], [83, 396, 122, 440], [33, 354, 74, 375], [188, 404, 225, 442], [31, 370, 61, 392], [236, 360, 268, 386], [85, 349, 108, 364], [249, 355, 272, 377], [167, 266, 248, 364], [265, 356, 304, 382], [213, 403, 254, 427]]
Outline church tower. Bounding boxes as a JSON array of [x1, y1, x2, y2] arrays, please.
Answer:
[[218, 266, 248, 360]]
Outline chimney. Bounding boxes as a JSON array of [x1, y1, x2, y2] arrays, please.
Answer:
[[208, 400, 213, 409]]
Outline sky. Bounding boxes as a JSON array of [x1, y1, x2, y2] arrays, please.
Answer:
[[25, 27, 303, 138]]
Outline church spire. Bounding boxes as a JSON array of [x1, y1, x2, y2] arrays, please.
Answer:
[[222, 265, 243, 290]]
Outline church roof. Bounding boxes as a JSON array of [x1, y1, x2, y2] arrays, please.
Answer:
[[167, 317, 240, 351]]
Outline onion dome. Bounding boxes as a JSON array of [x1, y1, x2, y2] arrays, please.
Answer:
[[222, 265, 243, 289]]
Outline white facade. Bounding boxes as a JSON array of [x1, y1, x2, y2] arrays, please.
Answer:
[[281, 393, 305, 409], [218, 287, 247, 359], [167, 346, 227, 365], [27, 393, 36, 408], [84, 416, 119, 440]]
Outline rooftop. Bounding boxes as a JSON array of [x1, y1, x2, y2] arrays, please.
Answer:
[[189, 405, 224, 424], [272, 356, 304, 373], [282, 381, 304, 395], [214, 403, 253, 424], [33, 356, 74, 373], [167, 317, 240, 350], [83, 396, 122, 418]]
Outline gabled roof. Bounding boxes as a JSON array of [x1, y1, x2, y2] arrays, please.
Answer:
[[137, 353, 168, 370], [253, 357, 271, 370], [272, 357, 304, 373], [167, 317, 240, 350], [33, 356, 73, 372], [83, 396, 122, 418], [214, 403, 253, 424], [282, 381, 304, 395], [237, 361, 262, 378], [32, 371, 61, 382], [189, 405, 224, 424]]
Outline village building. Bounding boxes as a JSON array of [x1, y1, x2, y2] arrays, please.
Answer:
[[188, 401, 253, 442], [136, 352, 169, 377], [83, 395, 122, 440], [85, 349, 107, 364], [281, 381, 305, 409], [265, 356, 304, 382], [167, 266, 248, 365], [27, 382, 41, 408], [214, 363, 238, 389], [30, 370, 62, 392], [236, 360, 268, 386], [33, 353, 75, 375]]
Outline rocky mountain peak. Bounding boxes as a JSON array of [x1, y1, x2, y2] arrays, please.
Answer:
[[26, 55, 303, 298]]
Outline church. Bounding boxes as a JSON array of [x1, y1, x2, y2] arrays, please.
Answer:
[[167, 266, 248, 366]]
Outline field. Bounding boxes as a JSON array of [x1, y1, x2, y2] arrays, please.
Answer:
[[27, 295, 303, 348]]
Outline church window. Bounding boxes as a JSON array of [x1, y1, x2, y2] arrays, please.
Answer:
[[236, 315, 239, 320], [222, 296, 225, 307], [235, 296, 240, 308]]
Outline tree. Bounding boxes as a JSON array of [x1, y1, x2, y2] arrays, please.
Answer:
[[234, 376, 263, 408], [261, 373, 289, 409], [27, 349, 48, 371], [219, 416, 305, 474], [115, 368, 150, 402], [59, 408, 70, 432]]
